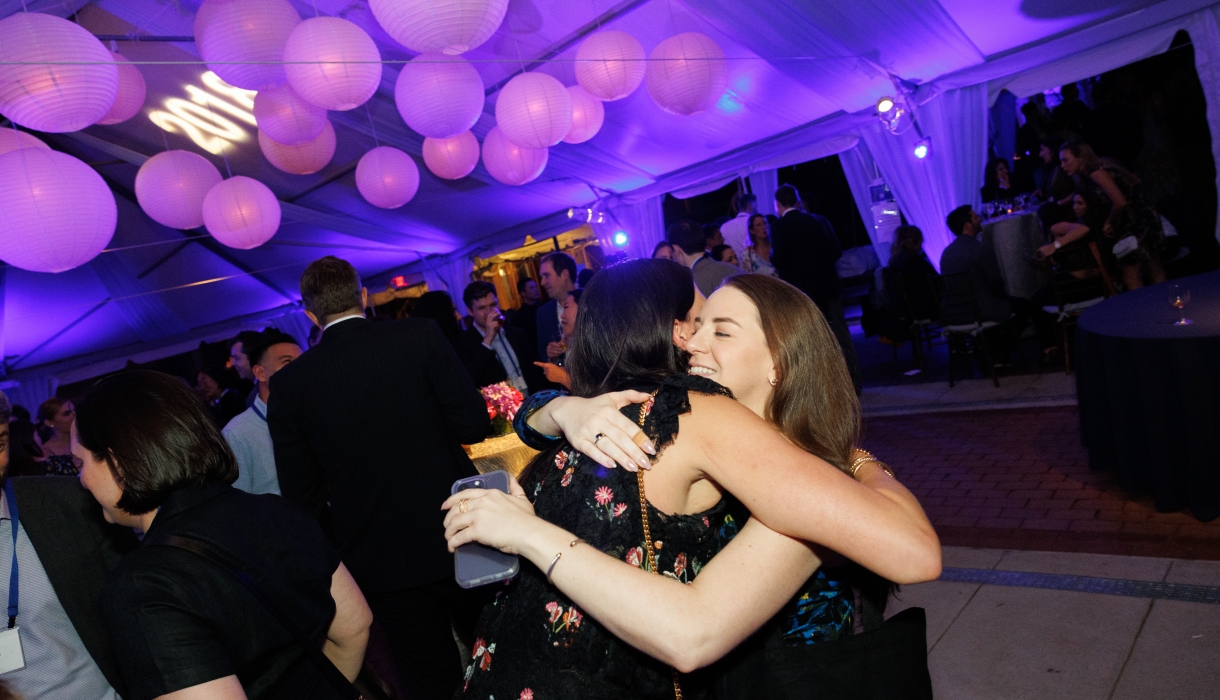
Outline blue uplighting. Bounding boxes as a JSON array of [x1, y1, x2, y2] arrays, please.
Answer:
[[613, 231, 629, 247], [913, 138, 931, 159]]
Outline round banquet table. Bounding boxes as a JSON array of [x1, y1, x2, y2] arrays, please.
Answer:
[[468, 433, 539, 478], [980, 211, 1052, 300], [1075, 271, 1220, 521]]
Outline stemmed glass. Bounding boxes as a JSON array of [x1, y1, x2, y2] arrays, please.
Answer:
[[1168, 284, 1192, 326]]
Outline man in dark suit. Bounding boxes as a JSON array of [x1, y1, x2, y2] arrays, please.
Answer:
[[506, 277, 542, 343], [770, 184, 860, 392], [458, 281, 545, 394], [666, 221, 741, 297], [535, 251, 577, 363], [940, 206, 1013, 324], [268, 256, 490, 700], [0, 390, 137, 698]]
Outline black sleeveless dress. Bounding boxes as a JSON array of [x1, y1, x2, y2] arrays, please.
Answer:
[[460, 375, 734, 700]]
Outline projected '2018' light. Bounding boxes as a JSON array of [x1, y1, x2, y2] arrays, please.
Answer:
[[148, 72, 258, 155]]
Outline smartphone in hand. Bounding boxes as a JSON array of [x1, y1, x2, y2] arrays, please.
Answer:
[[451, 470, 520, 588]]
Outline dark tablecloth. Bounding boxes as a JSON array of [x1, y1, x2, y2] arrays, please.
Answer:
[[1076, 272, 1220, 521]]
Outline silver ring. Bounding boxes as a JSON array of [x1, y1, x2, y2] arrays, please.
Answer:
[[593, 433, 606, 446]]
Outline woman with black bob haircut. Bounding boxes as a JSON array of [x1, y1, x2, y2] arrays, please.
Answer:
[[74, 370, 372, 700]]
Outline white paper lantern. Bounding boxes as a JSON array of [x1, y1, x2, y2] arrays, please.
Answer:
[[356, 147, 420, 209], [423, 130, 480, 180], [495, 73, 572, 149], [202, 176, 281, 249], [369, 0, 508, 54], [258, 120, 336, 175], [283, 17, 382, 111], [0, 129, 49, 157], [645, 32, 728, 116], [481, 125, 546, 186], [0, 148, 116, 273], [253, 83, 327, 145], [96, 52, 147, 125], [575, 31, 645, 101], [394, 53, 484, 139], [135, 150, 224, 230], [0, 13, 119, 133], [563, 85, 604, 144], [194, 0, 302, 90]]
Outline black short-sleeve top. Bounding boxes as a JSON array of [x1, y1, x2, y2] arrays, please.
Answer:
[[100, 483, 342, 700]]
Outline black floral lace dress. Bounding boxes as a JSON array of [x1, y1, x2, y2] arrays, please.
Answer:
[[460, 375, 734, 700]]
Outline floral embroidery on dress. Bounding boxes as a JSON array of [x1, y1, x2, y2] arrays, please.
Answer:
[[464, 638, 497, 690], [588, 486, 627, 521], [519, 690, 534, 700], [560, 468, 574, 487], [554, 450, 569, 471], [543, 601, 584, 647], [625, 546, 648, 570]]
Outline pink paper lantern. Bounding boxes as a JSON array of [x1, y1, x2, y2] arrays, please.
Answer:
[[356, 147, 420, 209], [575, 31, 645, 101], [0, 13, 118, 133], [495, 73, 572, 149], [645, 32, 728, 116], [96, 52, 147, 125], [135, 150, 224, 230], [0, 148, 116, 273], [0, 129, 49, 157], [563, 85, 605, 144], [258, 120, 336, 175], [481, 125, 547, 186], [253, 83, 327, 145], [369, 0, 508, 54], [284, 17, 382, 111], [394, 53, 484, 139], [423, 130, 480, 180], [202, 176, 281, 249], [194, 0, 302, 90]]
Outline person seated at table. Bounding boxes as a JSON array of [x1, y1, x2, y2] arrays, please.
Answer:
[[887, 225, 941, 322], [980, 158, 1028, 203], [1035, 191, 1104, 262]]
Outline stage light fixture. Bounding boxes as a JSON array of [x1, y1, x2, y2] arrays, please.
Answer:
[[613, 231, 629, 247], [876, 96, 895, 114], [913, 138, 930, 159]]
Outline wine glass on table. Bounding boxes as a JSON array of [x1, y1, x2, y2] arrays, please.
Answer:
[[1168, 284, 1192, 326]]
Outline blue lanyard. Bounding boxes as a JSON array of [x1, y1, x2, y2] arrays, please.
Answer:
[[4, 480, 18, 628], [251, 403, 266, 422]]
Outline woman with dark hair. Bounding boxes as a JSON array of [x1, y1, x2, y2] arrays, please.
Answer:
[[74, 370, 372, 700], [981, 157, 1024, 202], [1059, 140, 1167, 289], [443, 262, 938, 698], [710, 244, 740, 267], [652, 241, 676, 261], [534, 289, 582, 389], [34, 397, 77, 475], [886, 225, 941, 322], [410, 290, 464, 346], [739, 214, 777, 277]]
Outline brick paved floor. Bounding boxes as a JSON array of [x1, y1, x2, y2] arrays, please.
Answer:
[[863, 406, 1220, 560]]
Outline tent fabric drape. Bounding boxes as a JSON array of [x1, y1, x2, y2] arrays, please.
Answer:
[[598, 196, 667, 261], [1, 376, 60, 416], [838, 143, 892, 266], [989, 90, 1017, 167], [423, 256, 477, 315], [1190, 6, 1220, 246], [747, 170, 778, 218], [860, 84, 989, 269]]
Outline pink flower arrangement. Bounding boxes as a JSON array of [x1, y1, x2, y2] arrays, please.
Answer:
[[481, 382, 524, 422]]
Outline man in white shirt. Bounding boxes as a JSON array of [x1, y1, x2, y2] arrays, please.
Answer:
[[719, 193, 757, 254], [223, 329, 302, 495]]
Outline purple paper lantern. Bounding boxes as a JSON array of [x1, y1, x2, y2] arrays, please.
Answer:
[[495, 73, 573, 149], [0, 13, 119, 133], [284, 17, 382, 111], [194, 0, 302, 90], [481, 125, 547, 186], [0, 148, 116, 273], [394, 53, 484, 139], [423, 130, 480, 180], [369, 0, 508, 55], [0, 129, 49, 157], [258, 120, 337, 175], [202, 176, 282, 249], [575, 31, 646, 102], [96, 52, 147, 125], [645, 32, 728, 116], [356, 147, 421, 209], [563, 85, 605, 144], [253, 83, 327, 145], [135, 150, 224, 230]]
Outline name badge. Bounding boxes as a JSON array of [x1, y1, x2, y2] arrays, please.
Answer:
[[0, 627, 25, 675]]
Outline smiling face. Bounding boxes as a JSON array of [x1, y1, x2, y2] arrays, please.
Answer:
[[686, 286, 776, 416], [73, 423, 137, 527]]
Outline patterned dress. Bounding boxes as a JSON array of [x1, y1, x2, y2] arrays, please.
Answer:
[[1085, 164, 1166, 266], [41, 454, 79, 476]]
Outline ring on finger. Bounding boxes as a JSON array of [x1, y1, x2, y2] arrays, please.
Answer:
[[593, 433, 606, 446], [459, 499, 468, 514]]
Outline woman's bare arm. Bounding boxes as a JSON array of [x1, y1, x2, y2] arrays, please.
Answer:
[[323, 563, 373, 681], [156, 676, 246, 700], [1091, 169, 1126, 231]]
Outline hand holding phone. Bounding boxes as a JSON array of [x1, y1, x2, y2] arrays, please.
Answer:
[[450, 471, 520, 588]]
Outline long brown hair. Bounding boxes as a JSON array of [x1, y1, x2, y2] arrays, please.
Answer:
[[721, 275, 859, 472]]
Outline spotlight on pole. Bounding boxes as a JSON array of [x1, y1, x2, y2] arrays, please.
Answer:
[[913, 138, 931, 160], [876, 96, 895, 114], [612, 231, 629, 247]]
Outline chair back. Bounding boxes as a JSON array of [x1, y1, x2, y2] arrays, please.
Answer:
[[940, 271, 983, 328]]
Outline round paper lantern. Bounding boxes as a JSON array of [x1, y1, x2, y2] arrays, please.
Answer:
[[394, 53, 484, 138], [0, 13, 118, 132], [253, 83, 327, 145], [194, 0, 302, 90], [645, 32, 728, 116], [96, 52, 147, 125], [135, 150, 224, 230], [0, 129, 49, 157], [423, 130, 479, 180], [495, 72, 572, 149], [481, 125, 547, 186], [284, 17, 382, 111], [258, 120, 336, 175], [563, 85, 604, 144], [369, 0, 508, 54], [202, 176, 281, 249], [575, 31, 646, 101], [0, 148, 116, 273], [356, 147, 420, 209]]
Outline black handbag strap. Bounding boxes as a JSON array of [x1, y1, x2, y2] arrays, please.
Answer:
[[145, 534, 363, 700]]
